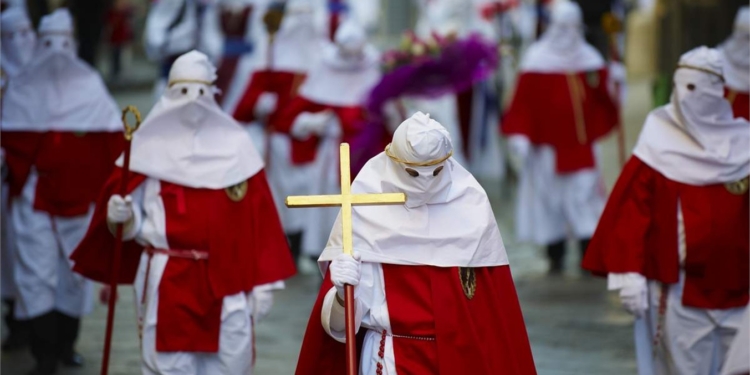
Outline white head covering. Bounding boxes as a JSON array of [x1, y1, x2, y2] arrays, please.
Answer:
[[720, 6, 749, 92], [1, 8, 121, 132], [1, 7, 35, 77], [520, 0, 604, 73], [318, 112, 508, 268], [117, 50, 264, 189], [633, 46, 750, 185], [297, 21, 381, 106]]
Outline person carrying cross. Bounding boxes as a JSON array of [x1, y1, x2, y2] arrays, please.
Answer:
[[295, 111, 536, 375]]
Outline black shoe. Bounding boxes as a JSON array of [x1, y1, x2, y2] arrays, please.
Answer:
[[59, 351, 84, 367], [2, 299, 30, 351], [55, 311, 83, 367], [28, 312, 58, 375], [546, 240, 566, 275]]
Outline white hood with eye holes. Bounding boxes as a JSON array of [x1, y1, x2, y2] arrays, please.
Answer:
[[1, 8, 121, 132], [519, 0, 604, 73], [116, 51, 264, 189], [317, 112, 508, 269], [633, 46, 750, 185]]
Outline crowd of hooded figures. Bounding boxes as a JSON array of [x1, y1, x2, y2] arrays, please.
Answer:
[[0, 0, 748, 375]]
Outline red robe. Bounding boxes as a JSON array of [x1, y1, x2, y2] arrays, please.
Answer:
[[232, 70, 306, 125], [71, 168, 296, 352], [295, 264, 537, 374], [502, 69, 619, 173], [272, 95, 366, 165], [726, 87, 749, 120], [1, 130, 124, 215], [582, 156, 749, 309]]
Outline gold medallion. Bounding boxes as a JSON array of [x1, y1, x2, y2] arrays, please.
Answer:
[[725, 176, 749, 195], [225, 181, 248, 202], [458, 267, 476, 300]]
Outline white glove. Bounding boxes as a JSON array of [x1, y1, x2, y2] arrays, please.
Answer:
[[507, 136, 531, 175], [330, 253, 361, 300], [251, 290, 274, 322], [107, 195, 133, 224], [290, 111, 334, 139], [619, 276, 648, 318], [254, 92, 278, 119]]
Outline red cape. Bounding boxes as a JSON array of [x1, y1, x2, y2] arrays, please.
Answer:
[[71, 167, 297, 352], [582, 156, 749, 309], [72, 167, 296, 293], [726, 87, 749, 120], [502, 69, 619, 173], [295, 264, 537, 374], [273, 95, 366, 165], [1, 131, 124, 215], [232, 70, 306, 124]]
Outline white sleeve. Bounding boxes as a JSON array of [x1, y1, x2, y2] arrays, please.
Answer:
[[607, 272, 647, 291], [144, 0, 185, 60], [320, 263, 376, 343]]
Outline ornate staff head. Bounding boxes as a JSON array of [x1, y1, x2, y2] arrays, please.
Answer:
[[121, 105, 142, 141]]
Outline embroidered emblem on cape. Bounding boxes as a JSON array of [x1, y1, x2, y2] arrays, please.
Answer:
[[585, 71, 599, 87], [226, 181, 248, 202], [725, 176, 749, 195], [458, 267, 476, 299]]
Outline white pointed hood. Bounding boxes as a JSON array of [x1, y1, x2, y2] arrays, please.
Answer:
[[116, 50, 264, 189], [633, 46, 750, 185], [520, 0, 604, 73], [319, 112, 508, 268], [1, 8, 121, 132]]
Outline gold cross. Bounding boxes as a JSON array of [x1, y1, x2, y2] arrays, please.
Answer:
[[285, 143, 406, 256]]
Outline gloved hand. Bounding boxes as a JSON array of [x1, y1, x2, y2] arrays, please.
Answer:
[[507, 136, 531, 175], [254, 92, 278, 119], [107, 195, 133, 224], [290, 111, 334, 139], [619, 276, 648, 318], [251, 289, 274, 322], [330, 253, 361, 300]]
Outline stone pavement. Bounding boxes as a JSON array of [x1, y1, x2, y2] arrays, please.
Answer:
[[1, 79, 653, 375]]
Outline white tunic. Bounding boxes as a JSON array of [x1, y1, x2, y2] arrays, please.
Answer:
[[124, 177, 283, 375], [510, 138, 606, 245], [10, 171, 94, 319]]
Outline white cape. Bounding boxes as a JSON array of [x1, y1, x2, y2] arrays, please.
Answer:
[[319, 153, 508, 269]]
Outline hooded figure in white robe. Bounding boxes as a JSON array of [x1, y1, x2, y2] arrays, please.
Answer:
[[0, 5, 35, 352], [1, 8, 125, 374]]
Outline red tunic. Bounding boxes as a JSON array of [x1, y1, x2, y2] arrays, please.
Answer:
[[295, 264, 537, 374], [232, 70, 306, 124], [502, 69, 619, 173], [582, 156, 749, 309], [726, 87, 749, 120], [1, 130, 124, 216], [71, 168, 296, 352], [273, 95, 366, 165]]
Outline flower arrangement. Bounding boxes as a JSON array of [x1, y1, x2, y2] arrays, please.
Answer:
[[381, 32, 461, 73]]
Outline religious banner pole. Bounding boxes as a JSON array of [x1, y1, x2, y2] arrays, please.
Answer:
[[286, 143, 405, 375], [100, 106, 141, 375]]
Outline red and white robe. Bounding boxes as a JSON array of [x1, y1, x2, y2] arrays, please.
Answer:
[[502, 68, 619, 245], [71, 168, 296, 374], [1, 130, 123, 319], [583, 156, 749, 375]]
